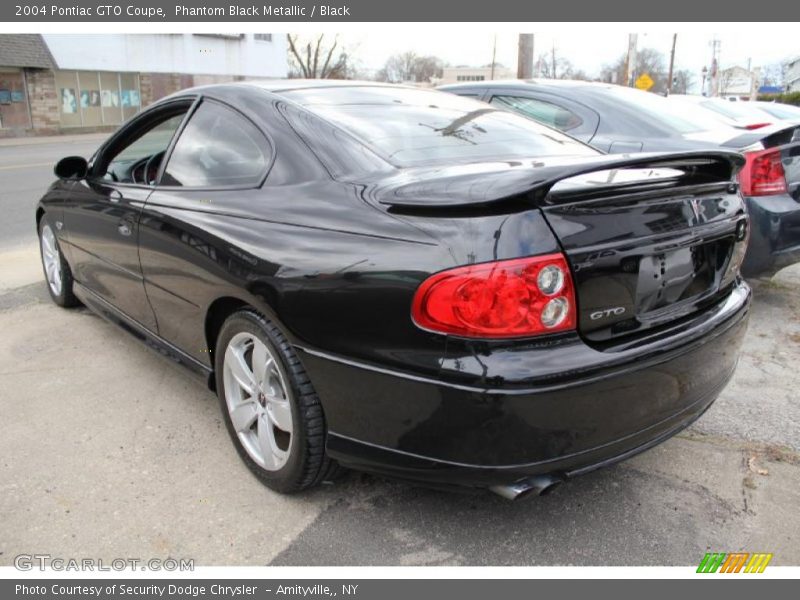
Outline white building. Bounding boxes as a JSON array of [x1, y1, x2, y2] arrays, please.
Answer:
[[0, 34, 287, 136], [42, 34, 287, 80], [718, 65, 755, 98], [435, 66, 515, 86]]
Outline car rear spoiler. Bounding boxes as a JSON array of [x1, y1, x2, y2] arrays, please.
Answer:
[[722, 122, 800, 149], [374, 150, 745, 210]]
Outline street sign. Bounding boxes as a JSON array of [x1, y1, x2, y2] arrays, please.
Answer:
[[635, 73, 654, 91]]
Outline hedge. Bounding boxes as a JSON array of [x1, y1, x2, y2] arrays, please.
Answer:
[[757, 91, 800, 106]]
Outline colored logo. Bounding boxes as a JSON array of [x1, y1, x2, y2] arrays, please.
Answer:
[[697, 552, 773, 573]]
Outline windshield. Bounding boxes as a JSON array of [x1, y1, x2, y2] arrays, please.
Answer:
[[283, 87, 597, 167]]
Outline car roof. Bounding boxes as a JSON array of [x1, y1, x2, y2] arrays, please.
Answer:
[[237, 79, 417, 93], [440, 79, 619, 91], [158, 79, 431, 108], [238, 80, 494, 108], [668, 95, 706, 103]]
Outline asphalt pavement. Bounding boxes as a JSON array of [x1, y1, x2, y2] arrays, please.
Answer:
[[0, 133, 106, 251], [0, 134, 798, 566]]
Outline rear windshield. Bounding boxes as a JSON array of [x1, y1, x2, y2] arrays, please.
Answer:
[[756, 102, 800, 120], [599, 86, 715, 133], [281, 87, 597, 167], [699, 99, 772, 121]]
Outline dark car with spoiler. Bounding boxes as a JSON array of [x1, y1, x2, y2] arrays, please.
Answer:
[[37, 82, 751, 499], [441, 80, 800, 277]]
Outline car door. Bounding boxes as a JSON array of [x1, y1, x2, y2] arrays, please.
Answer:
[[137, 98, 272, 364], [60, 99, 194, 331], [485, 89, 600, 143]]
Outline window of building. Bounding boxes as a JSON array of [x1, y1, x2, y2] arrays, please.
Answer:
[[489, 95, 583, 131], [254, 34, 273, 42], [0, 68, 30, 129], [55, 70, 141, 128], [161, 101, 269, 188]]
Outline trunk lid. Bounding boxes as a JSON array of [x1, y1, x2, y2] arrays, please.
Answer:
[[717, 121, 800, 150], [376, 151, 748, 343], [543, 168, 747, 343]]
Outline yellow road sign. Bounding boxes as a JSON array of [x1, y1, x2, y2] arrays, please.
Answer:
[[635, 73, 654, 91]]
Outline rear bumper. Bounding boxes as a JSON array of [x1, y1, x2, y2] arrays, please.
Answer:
[[742, 193, 800, 277], [298, 281, 751, 489]]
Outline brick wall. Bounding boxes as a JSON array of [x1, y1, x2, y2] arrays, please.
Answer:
[[1, 69, 260, 138], [139, 72, 248, 108], [140, 73, 195, 107], [0, 70, 31, 129], [25, 68, 59, 134]]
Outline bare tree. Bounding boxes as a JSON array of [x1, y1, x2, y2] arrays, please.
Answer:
[[412, 55, 445, 82], [718, 69, 736, 96], [671, 69, 695, 94], [377, 51, 417, 82], [377, 51, 444, 83], [601, 47, 668, 93], [287, 34, 352, 79], [761, 62, 787, 88], [535, 54, 587, 80]]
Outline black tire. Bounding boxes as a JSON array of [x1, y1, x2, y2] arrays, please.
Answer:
[[38, 214, 80, 308], [214, 309, 343, 493]]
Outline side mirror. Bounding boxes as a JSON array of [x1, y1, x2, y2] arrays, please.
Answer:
[[54, 156, 88, 180]]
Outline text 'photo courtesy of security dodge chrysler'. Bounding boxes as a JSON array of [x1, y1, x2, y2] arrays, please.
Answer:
[[36, 82, 752, 500]]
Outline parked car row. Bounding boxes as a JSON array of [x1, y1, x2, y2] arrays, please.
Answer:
[[669, 95, 800, 130], [440, 80, 800, 277], [37, 81, 759, 498]]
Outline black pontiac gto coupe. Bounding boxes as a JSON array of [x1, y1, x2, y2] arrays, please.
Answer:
[[37, 82, 751, 499]]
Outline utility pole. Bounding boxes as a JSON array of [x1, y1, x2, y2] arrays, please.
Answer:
[[750, 66, 761, 101], [709, 38, 721, 97], [551, 42, 557, 79], [623, 33, 638, 87], [517, 34, 534, 79], [667, 33, 677, 94], [490, 34, 497, 80]]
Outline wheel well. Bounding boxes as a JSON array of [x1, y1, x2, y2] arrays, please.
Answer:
[[204, 297, 249, 391]]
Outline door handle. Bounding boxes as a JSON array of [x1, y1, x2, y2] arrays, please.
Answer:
[[108, 189, 123, 203]]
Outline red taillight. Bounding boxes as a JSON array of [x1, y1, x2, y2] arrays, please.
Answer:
[[411, 253, 576, 338], [739, 148, 787, 196], [745, 122, 772, 130]]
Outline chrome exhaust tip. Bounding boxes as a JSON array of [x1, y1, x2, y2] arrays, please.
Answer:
[[489, 475, 563, 500]]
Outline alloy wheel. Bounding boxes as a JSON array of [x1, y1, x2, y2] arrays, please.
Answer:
[[222, 332, 294, 471], [40, 224, 63, 297]]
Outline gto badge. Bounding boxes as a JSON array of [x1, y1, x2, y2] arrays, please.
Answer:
[[590, 307, 626, 320]]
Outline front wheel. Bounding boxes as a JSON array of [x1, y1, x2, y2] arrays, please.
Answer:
[[38, 215, 80, 308], [214, 310, 342, 493]]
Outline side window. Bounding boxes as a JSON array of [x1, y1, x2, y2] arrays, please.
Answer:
[[489, 95, 583, 131], [97, 111, 187, 184], [160, 101, 269, 188]]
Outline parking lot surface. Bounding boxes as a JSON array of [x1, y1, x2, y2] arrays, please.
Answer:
[[1, 135, 798, 566]]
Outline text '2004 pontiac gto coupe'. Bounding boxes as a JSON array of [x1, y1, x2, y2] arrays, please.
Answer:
[[37, 82, 751, 499]]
